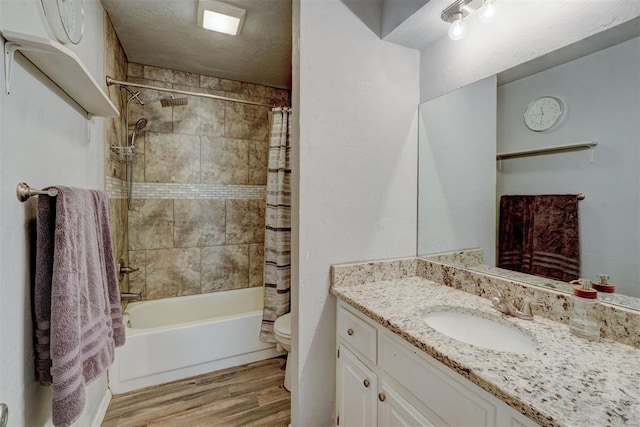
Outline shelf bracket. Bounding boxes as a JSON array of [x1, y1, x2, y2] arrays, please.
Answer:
[[4, 41, 19, 95], [4, 41, 57, 95]]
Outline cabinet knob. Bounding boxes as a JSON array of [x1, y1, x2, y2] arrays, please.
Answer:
[[378, 393, 386, 402], [363, 379, 370, 388], [347, 328, 354, 336]]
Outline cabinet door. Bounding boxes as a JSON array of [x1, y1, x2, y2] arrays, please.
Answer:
[[337, 345, 377, 427], [378, 381, 434, 427]]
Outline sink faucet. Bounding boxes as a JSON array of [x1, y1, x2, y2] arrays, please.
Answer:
[[489, 288, 541, 320]]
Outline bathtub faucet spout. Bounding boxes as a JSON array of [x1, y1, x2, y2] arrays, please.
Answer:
[[121, 292, 142, 302]]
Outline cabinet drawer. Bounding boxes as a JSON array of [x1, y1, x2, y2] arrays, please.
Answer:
[[337, 305, 377, 364], [382, 333, 497, 427]]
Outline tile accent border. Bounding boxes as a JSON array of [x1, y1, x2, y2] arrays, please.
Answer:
[[106, 176, 265, 200], [106, 176, 126, 199]]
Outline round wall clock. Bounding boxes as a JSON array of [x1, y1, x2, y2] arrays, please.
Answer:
[[41, 0, 84, 45], [523, 96, 564, 132]]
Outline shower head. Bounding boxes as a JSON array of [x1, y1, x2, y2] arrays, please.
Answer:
[[161, 97, 189, 107], [134, 118, 148, 132], [141, 94, 189, 107]]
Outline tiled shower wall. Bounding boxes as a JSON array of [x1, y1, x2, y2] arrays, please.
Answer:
[[104, 13, 129, 294], [121, 63, 289, 300]]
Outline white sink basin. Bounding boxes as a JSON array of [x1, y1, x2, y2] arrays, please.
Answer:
[[423, 310, 537, 354]]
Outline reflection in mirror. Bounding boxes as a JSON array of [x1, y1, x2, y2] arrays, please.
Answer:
[[417, 21, 640, 310]]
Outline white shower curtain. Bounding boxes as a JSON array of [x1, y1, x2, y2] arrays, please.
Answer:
[[260, 108, 292, 343]]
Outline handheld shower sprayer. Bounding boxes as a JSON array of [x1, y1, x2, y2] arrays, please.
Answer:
[[134, 118, 148, 132], [125, 117, 148, 211], [130, 118, 148, 149]]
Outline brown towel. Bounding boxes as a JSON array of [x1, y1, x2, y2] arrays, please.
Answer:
[[497, 195, 532, 274], [34, 187, 125, 427], [498, 195, 579, 282]]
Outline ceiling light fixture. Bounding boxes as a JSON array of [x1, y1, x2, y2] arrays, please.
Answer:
[[478, 0, 499, 23], [441, 0, 498, 41], [197, 0, 246, 36], [448, 12, 467, 41]]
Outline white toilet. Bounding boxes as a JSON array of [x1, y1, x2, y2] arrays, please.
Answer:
[[273, 313, 292, 391]]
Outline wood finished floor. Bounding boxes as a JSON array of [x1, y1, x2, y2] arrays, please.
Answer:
[[102, 357, 290, 427]]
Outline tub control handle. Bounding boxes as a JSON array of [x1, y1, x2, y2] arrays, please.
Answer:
[[118, 259, 140, 281], [347, 328, 354, 336]]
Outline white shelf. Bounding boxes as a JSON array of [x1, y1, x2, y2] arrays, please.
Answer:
[[2, 30, 119, 118], [496, 142, 597, 161]]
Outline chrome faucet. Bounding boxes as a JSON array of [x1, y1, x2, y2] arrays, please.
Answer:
[[489, 288, 541, 320], [120, 292, 142, 302]]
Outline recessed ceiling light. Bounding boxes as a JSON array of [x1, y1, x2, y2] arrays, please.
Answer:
[[197, 0, 246, 36]]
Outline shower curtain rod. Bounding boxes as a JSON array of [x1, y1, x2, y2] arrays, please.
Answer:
[[106, 76, 278, 108]]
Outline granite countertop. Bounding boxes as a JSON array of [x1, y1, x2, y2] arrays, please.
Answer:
[[466, 264, 640, 312], [332, 276, 640, 427]]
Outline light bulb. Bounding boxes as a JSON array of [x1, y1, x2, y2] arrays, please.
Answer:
[[479, 0, 499, 23], [448, 12, 467, 41]]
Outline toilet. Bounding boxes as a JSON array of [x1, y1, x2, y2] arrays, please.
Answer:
[[273, 313, 292, 391]]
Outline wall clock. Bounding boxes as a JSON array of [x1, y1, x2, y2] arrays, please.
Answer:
[[41, 0, 84, 45], [523, 96, 564, 132]]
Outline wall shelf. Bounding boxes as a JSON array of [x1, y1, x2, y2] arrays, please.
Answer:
[[496, 142, 597, 161], [2, 30, 119, 118]]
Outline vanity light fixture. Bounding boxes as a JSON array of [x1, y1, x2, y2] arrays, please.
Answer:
[[197, 0, 246, 36], [478, 0, 499, 23], [448, 12, 467, 41], [441, 0, 498, 41]]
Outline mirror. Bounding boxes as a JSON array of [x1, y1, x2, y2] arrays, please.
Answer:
[[417, 19, 640, 311]]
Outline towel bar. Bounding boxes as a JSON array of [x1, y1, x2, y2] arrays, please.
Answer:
[[16, 182, 58, 202]]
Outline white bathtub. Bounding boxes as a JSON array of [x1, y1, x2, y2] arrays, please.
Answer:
[[108, 287, 283, 394]]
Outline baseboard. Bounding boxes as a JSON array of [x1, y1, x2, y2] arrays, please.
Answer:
[[91, 388, 112, 427]]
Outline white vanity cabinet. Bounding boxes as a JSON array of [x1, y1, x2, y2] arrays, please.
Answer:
[[336, 300, 540, 427]]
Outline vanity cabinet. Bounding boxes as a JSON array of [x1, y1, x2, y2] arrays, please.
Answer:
[[336, 300, 539, 427]]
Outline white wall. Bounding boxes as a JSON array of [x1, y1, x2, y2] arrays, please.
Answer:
[[295, 0, 419, 424], [497, 38, 640, 296], [0, 0, 110, 425], [418, 76, 496, 263], [419, 0, 640, 101], [381, 0, 429, 37], [290, 0, 301, 424]]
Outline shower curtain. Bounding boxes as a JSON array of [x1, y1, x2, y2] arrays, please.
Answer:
[[260, 108, 292, 343]]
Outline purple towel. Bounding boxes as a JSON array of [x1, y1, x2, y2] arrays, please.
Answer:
[[34, 187, 125, 427]]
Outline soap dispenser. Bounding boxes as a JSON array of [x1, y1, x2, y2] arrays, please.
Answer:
[[592, 274, 616, 304], [569, 278, 600, 340]]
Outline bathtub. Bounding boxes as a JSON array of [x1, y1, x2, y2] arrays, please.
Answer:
[[108, 287, 283, 394]]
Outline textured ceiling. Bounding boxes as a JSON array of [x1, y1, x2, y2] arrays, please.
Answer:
[[101, 0, 292, 89]]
